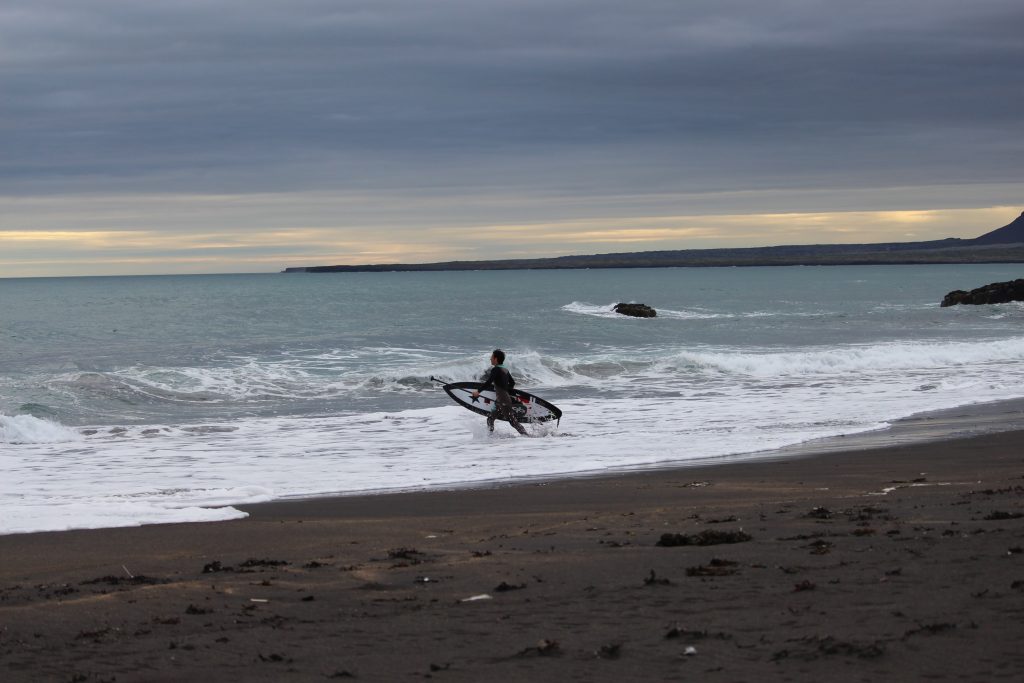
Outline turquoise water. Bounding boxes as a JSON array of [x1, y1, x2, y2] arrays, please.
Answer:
[[2, 265, 1023, 534]]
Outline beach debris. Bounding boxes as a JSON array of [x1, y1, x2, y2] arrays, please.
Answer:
[[657, 530, 752, 547], [982, 511, 1024, 521], [684, 646, 698, 656], [773, 635, 884, 660], [494, 581, 526, 592], [80, 574, 168, 586], [239, 558, 290, 568], [249, 598, 269, 603], [328, 670, 357, 679], [386, 547, 426, 566], [257, 652, 292, 663], [844, 506, 890, 521], [517, 639, 562, 657], [903, 622, 957, 639], [75, 627, 113, 642], [301, 595, 315, 601], [686, 558, 739, 577], [201, 561, 233, 574], [34, 583, 77, 599], [678, 480, 711, 488], [185, 604, 213, 615], [429, 662, 451, 672], [471, 550, 493, 557], [1010, 546, 1023, 555], [663, 626, 730, 641], [793, 580, 816, 592], [303, 560, 329, 569], [805, 507, 833, 520], [460, 594, 492, 602], [597, 643, 622, 659], [966, 485, 1024, 496], [644, 569, 672, 586], [1010, 580, 1024, 591], [706, 515, 738, 524], [357, 582, 389, 591], [806, 539, 833, 555], [414, 576, 436, 584]]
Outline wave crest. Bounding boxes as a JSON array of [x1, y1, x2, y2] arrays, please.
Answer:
[[671, 338, 1024, 377], [1, 414, 82, 444]]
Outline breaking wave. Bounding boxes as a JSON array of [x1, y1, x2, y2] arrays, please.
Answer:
[[1, 413, 82, 444], [671, 337, 1024, 378]]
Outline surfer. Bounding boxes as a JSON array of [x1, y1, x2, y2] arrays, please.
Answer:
[[472, 349, 528, 435]]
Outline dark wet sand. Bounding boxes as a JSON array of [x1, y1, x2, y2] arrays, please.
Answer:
[[2, 431, 1023, 682]]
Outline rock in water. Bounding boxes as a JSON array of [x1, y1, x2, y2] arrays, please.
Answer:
[[940, 279, 1024, 307], [614, 303, 657, 318]]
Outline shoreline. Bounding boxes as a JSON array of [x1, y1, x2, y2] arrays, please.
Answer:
[[250, 395, 1024, 506], [2, 428, 1023, 681], [4, 396, 1024, 539]]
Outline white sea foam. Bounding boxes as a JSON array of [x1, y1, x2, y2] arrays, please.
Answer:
[[0, 413, 81, 444], [0, 501, 250, 535], [672, 337, 1024, 378], [44, 336, 1024, 411], [84, 349, 485, 404], [5, 344, 1024, 536]]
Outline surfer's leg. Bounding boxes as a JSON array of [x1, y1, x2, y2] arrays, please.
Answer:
[[496, 390, 528, 435], [509, 414, 527, 435], [486, 415, 495, 431]]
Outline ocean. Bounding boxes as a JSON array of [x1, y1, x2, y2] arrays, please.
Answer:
[[3, 265, 1024, 535]]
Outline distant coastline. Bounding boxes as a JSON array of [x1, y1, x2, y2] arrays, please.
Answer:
[[284, 211, 1024, 273]]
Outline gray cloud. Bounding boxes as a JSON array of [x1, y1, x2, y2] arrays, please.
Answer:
[[2, 0, 1022, 200]]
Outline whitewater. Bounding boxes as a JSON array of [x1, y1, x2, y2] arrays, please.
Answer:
[[3, 265, 1024, 535]]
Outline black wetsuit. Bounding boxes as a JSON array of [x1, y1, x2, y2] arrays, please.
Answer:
[[480, 365, 527, 434]]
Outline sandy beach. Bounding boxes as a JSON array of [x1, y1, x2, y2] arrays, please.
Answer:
[[2, 430, 1023, 682]]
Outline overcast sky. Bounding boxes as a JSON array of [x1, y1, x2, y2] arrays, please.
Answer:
[[2, 0, 1022, 276]]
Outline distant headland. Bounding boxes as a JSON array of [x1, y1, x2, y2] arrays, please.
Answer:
[[283, 210, 1024, 273]]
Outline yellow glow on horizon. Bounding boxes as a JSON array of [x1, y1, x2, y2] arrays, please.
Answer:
[[1, 197, 1019, 277], [0, 230, 152, 243]]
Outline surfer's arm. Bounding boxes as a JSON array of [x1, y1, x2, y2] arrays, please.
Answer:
[[474, 368, 497, 396]]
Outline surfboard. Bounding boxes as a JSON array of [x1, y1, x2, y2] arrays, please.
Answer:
[[439, 381, 562, 424]]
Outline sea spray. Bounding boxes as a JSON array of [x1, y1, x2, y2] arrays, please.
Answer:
[[0, 414, 81, 444]]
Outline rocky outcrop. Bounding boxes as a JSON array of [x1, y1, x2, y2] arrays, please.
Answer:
[[941, 279, 1024, 307], [614, 303, 657, 318]]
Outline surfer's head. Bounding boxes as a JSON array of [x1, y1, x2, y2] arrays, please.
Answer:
[[491, 349, 505, 365]]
